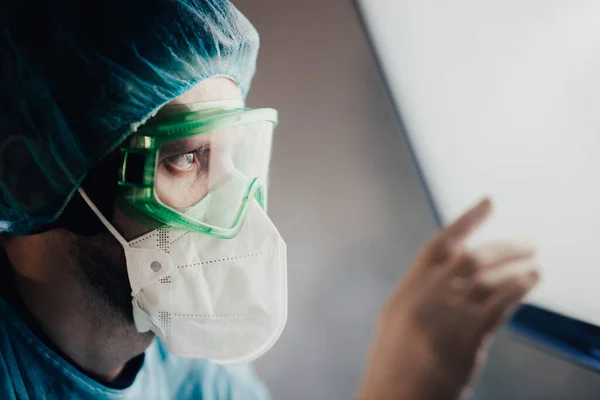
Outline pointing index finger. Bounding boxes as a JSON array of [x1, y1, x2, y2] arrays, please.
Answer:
[[443, 197, 492, 243], [428, 197, 493, 261]]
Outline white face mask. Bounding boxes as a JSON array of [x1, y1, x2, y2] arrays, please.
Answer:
[[78, 188, 288, 364]]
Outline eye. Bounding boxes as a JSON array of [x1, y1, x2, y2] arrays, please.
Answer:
[[165, 152, 195, 171]]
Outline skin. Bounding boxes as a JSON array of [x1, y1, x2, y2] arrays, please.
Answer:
[[2, 77, 242, 383]]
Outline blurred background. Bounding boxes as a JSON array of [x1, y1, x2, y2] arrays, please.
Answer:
[[236, 0, 600, 398]]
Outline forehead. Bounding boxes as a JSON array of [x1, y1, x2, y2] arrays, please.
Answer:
[[167, 77, 242, 105]]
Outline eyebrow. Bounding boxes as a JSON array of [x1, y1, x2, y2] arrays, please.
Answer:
[[159, 136, 210, 160]]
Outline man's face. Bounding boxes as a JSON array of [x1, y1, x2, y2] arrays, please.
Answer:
[[72, 77, 243, 323]]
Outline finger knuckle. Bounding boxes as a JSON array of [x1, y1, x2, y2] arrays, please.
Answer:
[[426, 236, 454, 261], [472, 275, 494, 296], [435, 234, 452, 253], [461, 252, 483, 273]]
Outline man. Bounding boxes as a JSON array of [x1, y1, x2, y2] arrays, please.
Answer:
[[0, 0, 541, 399]]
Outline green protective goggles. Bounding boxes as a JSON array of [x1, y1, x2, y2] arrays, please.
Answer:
[[118, 102, 278, 239]]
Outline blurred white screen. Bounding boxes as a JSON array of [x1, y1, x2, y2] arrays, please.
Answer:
[[359, 0, 600, 326]]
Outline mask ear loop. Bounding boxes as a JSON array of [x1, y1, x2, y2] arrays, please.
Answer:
[[77, 188, 129, 248], [78, 187, 169, 336]]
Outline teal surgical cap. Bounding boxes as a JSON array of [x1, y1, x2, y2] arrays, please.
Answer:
[[0, 0, 259, 234]]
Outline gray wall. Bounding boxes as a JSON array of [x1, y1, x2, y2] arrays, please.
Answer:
[[236, 0, 600, 398]]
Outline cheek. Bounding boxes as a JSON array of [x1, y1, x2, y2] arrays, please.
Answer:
[[113, 202, 163, 241], [155, 166, 210, 209]]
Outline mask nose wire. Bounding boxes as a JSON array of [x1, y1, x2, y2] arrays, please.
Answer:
[[78, 188, 130, 248]]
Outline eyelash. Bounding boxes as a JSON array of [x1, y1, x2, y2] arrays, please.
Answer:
[[163, 145, 211, 174]]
